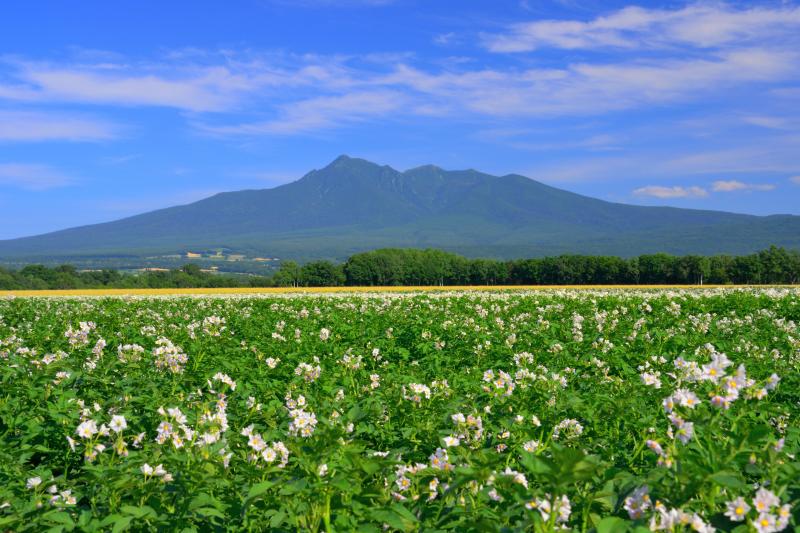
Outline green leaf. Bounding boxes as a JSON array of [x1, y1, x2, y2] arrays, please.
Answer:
[[708, 472, 747, 490], [347, 404, 366, 422], [592, 490, 618, 512], [120, 505, 156, 519], [278, 479, 308, 495], [521, 454, 554, 476], [77, 511, 92, 528], [370, 505, 418, 532], [269, 509, 286, 528], [0, 517, 18, 527], [360, 460, 382, 476], [189, 493, 224, 511], [597, 516, 627, 533], [390, 504, 418, 528], [245, 480, 275, 501], [747, 425, 772, 445], [98, 514, 124, 528], [43, 511, 75, 527], [111, 516, 133, 533], [194, 507, 225, 519]]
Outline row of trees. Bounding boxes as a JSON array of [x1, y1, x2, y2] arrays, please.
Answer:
[[1, 247, 799, 290], [0, 264, 253, 290], [265, 246, 800, 286]]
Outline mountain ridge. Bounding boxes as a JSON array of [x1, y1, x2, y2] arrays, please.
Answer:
[[1, 155, 798, 262]]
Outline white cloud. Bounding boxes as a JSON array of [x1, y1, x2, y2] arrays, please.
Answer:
[[633, 185, 708, 199], [0, 163, 74, 190], [554, 49, 793, 112], [3, 45, 790, 130], [483, 3, 800, 52], [711, 180, 748, 191], [663, 140, 800, 175], [790, 176, 800, 185], [0, 83, 37, 101], [13, 66, 240, 112], [772, 86, 800, 100], [478, 131, 623, 152], [742, 115, 791, 130], [712, 180, 776, 192], [434, 32, 456, 46], [522, 132, 800, 190], [100, 154, 141, 165], [0, 55, 369, 114], [0, 111, 118, 142], [632, 179, 778, 200], [198, 90, 403, 136], [375, 49, 795, 119], [0, 25, 795, 138]]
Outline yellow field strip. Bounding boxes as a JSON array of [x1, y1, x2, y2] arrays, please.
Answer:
[[0, 285, 791, 297]]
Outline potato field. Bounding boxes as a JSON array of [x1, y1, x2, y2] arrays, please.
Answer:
[[0, 289, 798, 532]]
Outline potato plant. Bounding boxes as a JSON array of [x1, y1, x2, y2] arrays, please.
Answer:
[[0, 289, 798, 532]]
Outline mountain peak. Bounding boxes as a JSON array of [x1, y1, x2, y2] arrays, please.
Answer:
[[313, 155, 400, 183], [405, 163, 443, 174], [328, 154, 373, 166], [1, 156, 799, 261]]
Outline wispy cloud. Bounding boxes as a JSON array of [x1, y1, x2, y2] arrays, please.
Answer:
[[630, 178, 779, 202], [0, 55, 370, 114], [633, 185, 708, 199], [482, 3, 800, 52], [373, 48, 796, 119], [198, 90, 403, 135], [7, 64, 242, 112], [434, 32, 456, 46], [741, 115, 793, 130], [711, 180, 775, 192], [99, 154, 141, 165], [477, 130, 623, 152], [529, 133, 800, 187], [790, 176, 800, 185], [0, 163, 74, 190], [0, 40, 795, 139], [0, 2, 797, 142], [663, 139, 800, 175], [1, 39, 793, 136], [0, 110, 118, 142]]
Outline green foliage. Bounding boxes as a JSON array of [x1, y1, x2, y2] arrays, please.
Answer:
[[0, 289, 798, 531], [300, 261, 346, 287], [2, 246, 799, 290]]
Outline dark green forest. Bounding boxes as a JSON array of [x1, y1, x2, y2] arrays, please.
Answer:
[[1, 246, 799, 290]]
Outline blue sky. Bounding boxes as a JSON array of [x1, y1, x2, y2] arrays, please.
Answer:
[[1, 0, 799, 239]]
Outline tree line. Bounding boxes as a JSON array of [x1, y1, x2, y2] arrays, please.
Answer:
[[332, 246, 800, 286], [1, 246, 799, 290]]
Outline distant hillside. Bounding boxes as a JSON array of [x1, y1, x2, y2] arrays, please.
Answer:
[[1, 155, 799, 262]]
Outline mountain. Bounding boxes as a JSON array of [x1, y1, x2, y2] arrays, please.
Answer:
[[1, 155, 799, 262]]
